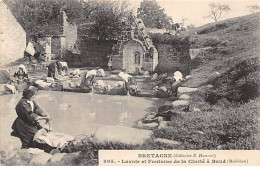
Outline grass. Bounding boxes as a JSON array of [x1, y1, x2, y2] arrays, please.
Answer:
[[154, 93, 259, 150], [184, 12, 260, 88]]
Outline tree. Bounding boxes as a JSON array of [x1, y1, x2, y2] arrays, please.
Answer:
[[5, 0, 80, 36], [137, 0, 172, 29], [88, 0, 131, 39], [205, 3, 231, 22], [5, 0, 131, 39], [247, 5, 260, 13]]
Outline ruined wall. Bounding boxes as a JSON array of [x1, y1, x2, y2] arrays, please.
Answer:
[[62, 12, 77, 53], [51, 36, 61, 59], [64, 37, 116, 67], [151, 33, 191, 76]]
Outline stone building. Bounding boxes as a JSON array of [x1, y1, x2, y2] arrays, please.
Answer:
[[39, 11, 79, 61], [0, 0, 26, 66], [112, 14, 158, 73]]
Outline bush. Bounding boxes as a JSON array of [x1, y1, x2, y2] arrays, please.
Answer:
[[153, 98, 259, 150], [206, 57, 260, 103], [197, 23, 228, 34]]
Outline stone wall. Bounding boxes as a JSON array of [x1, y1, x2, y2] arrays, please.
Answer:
[[150, 34, 191, 76], [51, 37, 61, 59], [0, 1, 26, 66], [64, 37, 116, 67], [62, 12, 78, 53], [155, 43, 191, 76]]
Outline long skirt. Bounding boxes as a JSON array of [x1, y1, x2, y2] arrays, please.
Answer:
[[11, 118, 41, 148]]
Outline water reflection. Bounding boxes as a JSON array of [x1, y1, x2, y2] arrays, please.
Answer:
[[1, 91, 165, 136]]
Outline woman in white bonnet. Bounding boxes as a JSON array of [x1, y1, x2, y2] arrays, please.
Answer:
[[171, 71, 183, 96], [14, 64, 29, 84]]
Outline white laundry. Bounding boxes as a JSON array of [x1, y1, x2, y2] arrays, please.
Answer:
[[86, 70, 97, 78], [97, 69, 105, 77], [72, 69, 81, 76], [35, 80, 52, 88], [34, 129, 74, 148], [118, 72, 132, 82], [25, 42, 36, 56], [45, 77, 55, 83], [4, 84, 16, 94], [143, 71, 149, 77], [115, 81, 124, 87], [60, 62, 68, 68], [96, 80, 105, 87]]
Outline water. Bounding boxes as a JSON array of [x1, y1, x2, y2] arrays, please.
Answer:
[[0, 91, 164, 137]]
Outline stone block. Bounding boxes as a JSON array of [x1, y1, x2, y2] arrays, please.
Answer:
[[138, 121, 158, 130], [172, 100, 189, 108], [154, 138, 180, 145], [192, 108, 201, 112], [93, 125, 152, 145], [177, 87, 198, 96], [179, 94, 190, 100], [29, 152, 53, 165], [158, 121, 168, 129], [49, 153, 67, 163]]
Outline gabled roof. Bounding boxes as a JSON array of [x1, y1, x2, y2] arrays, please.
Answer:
[[0, 0, 26, 34]]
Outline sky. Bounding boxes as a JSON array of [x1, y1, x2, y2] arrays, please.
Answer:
[[128, 0, 260, 27]]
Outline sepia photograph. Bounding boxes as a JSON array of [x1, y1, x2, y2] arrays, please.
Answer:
[[0, 0, 259, 166]]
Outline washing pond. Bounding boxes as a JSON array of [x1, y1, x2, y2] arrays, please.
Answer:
[[0, 90, 165, 138]]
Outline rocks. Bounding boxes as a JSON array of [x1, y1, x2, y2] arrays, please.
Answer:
[[138, 121, 158, 130], [179, 94, 190, 100], [49, 153, 67, 163], [26, 148, 44, 155], [142, 115, 157, 123], [172, 100, 189, 109], [29, 152, 53, 165], [93, 125, 152, 145], [2, 153, 29, 166], [49, 149, 61, 155], [206, 84, 213, 89], [158, 121, 168, 129], [45, 77, 55, 83], [150, 112, 156, 116], [156, 117, 164, 122], [208, 71, 221, 82], [195, 131, 205, 135], [177, 87, 198, 96], [156, 105, 177, 121], [192, 108, 201, 112], [58, 152, 81, 165], [166, 96, 178, 101], [154, 138, 180, 146], [146, 115, 155, 120], [185, 75, 191, 80]]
